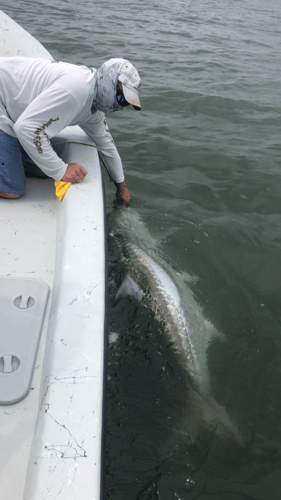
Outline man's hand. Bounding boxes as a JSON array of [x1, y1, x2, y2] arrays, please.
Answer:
[[115, 181, 131, 204], [61, 163, 88, 183]]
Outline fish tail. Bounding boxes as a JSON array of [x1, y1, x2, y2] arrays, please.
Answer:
[[161, 397, 239, 458]]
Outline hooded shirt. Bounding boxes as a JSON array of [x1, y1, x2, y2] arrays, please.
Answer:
[[0, 56, 128, 182], [93, 58, 126, 114]]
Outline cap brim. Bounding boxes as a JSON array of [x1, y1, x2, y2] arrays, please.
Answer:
[[122, 85, 141, 110]]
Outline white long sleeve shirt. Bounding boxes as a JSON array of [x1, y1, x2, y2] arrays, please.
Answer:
[[0, 57, 124, 182]]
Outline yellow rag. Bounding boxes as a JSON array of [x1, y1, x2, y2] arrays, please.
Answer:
[[55, 181, 72, 201]]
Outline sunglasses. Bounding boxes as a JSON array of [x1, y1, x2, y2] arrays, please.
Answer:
[[116, 86, 130, 107]]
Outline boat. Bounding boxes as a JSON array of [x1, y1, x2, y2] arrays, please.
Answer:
[[0, 11, 106, 500]]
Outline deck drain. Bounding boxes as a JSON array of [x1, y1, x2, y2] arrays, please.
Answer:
[[0, 355, 20, 373], [13, 295, 35, 309]]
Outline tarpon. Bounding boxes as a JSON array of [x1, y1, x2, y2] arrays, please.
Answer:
[[108, 204, 238, 446]]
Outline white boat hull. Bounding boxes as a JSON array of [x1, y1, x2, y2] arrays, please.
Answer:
[[0, 11, 106, 500]]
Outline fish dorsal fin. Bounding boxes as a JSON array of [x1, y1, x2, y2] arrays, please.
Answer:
[[115, 275, 142, 302]]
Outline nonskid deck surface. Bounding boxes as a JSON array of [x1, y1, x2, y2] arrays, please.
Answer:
[[0, 177, 57, 283]]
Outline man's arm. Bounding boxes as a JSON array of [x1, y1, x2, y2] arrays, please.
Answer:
[[61, 162, 88, 183], [80, 114, 131, 203], [13, 86, 85, 181], [115, 181, 130, 203]]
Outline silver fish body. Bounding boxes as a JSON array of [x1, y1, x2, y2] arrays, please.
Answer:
[[108, 205, 238, 443]]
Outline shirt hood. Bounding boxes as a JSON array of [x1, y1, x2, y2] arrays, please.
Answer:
[[92, 58, 127, 114]]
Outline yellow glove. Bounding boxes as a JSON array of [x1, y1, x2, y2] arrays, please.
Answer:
[[55, 181, 72, 201]]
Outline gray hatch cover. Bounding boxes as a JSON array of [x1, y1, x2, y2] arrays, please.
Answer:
[[0, 276, 49, 405]]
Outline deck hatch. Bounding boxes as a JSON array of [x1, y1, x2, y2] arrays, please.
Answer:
[[0, 276, 49, 405]]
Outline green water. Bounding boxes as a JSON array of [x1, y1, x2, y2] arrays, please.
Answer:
[[2, 1, 281, 497]]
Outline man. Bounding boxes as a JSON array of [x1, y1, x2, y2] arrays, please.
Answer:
[[0, 57, 141, 202]]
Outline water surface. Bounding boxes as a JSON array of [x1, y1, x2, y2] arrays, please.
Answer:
[[2, 1, 281, 498]]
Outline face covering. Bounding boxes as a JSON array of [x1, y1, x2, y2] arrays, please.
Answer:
[[92, 58, 126, 114]]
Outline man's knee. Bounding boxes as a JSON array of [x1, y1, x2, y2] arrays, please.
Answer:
[[0, 190, 22, 199]]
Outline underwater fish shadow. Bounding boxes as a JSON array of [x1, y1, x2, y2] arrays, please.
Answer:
[[108, 204, 240, 451]]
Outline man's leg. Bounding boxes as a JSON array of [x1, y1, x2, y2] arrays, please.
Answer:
[[0, 130, 25, 199], [0, 191, 21, 199], [21, 147, 47, 178]]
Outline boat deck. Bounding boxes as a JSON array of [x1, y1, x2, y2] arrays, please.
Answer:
[[0, 177, 56, 498], [0, 10, 107, 499], [0, 130, 106, 500]]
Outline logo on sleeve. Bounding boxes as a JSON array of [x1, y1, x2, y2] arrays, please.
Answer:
[[33, 117, 60, 154]]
